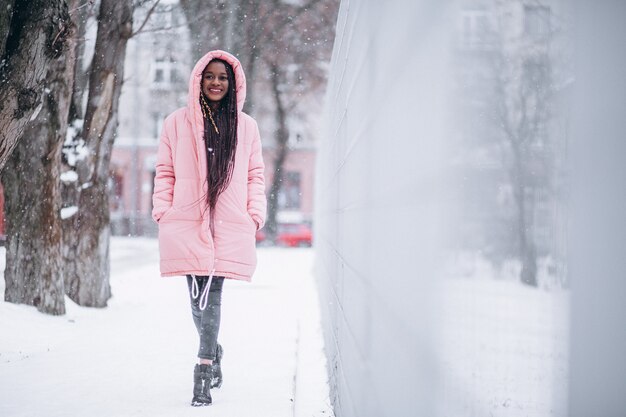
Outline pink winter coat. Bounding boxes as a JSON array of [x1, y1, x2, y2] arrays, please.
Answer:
[[152, 50, 267, 280]]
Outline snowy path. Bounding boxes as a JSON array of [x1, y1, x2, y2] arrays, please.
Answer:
[[0, 238, 333, 417], [440, 278, 570, 417]]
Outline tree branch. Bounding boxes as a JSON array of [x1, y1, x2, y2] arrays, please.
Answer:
[[268, 0, 324, 38], [130, 0, 160, 38], [69, 0, 94, 16]]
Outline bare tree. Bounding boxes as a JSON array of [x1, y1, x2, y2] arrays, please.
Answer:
[[490, 7, 555, 287], [178, 0, 256, 111], [261, 0, 337, 238], [495, 58, 552, 286], [0, 0, 73, 170], [1, 0, 158, 314], [63, 0, 133, 307], [2, 44, 75, 314], [266, 62, 290, 238], [1, 0, 73, 314], [179, 0, 331, 113], [452, 2, 567, 287], [61, 0, 96, 295], [178, 0, 231, 62]]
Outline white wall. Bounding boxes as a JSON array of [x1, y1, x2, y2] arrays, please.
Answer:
[[568, 1, 626, 415], [316, 1, 453, 416], [317, 1, 626, 417]]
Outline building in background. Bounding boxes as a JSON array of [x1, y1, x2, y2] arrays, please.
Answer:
[[111, 2, 190, 236]]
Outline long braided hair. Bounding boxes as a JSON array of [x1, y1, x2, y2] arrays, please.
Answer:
[[199, 58, 238, 211]]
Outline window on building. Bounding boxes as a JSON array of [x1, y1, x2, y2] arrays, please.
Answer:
[[152, 112, 164, 139], [151, 57, 180, 89], [460, 9, 492, 49], [170, 67, 181, 83], [152, 5, 174, 28], [524, 5, 550, 39], [154, 68, 164, 83], [278, 171, 301, 210]]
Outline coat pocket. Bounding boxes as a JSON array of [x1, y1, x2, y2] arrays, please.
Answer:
[[213, 219, 256, 267], [158, 218, 211, 263], [170, 178, 205, 220]]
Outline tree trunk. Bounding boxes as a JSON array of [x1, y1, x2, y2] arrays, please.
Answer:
[[265, 62, 289, 240], [179, 0, 228, 62], [62, 0, 95, 296], [240, 1, 261, 114], [1, 1, 74, 315], [64, 0, 132, 307], [519, 190, 538, 287], [512, 148, 538, 287], [0, 0, 72, 171], [179, 0, 261, 114]]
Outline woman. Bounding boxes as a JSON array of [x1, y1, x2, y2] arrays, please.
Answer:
[[152, 50, 266, 407]]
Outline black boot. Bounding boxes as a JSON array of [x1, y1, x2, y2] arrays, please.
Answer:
[[191, 364, 212, 406], [210, 344, 224, 389]]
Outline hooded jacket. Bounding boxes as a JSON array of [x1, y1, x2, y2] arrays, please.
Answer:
[[152, 50, 267, 280]]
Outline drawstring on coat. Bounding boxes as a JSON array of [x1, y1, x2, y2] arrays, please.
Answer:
[[191, 270, 216, 311]]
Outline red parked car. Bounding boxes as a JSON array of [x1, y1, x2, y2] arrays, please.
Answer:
[[277, 223, 313, 247], [256, 222, 313, 247]]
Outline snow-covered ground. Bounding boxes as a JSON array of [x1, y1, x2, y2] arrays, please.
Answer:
[[0, 238, 570, 417], [0, 238, 333, 417], [441, 267, 570, 416]]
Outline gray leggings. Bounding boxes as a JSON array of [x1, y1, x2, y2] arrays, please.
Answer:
[[186, 275, 225, 360]]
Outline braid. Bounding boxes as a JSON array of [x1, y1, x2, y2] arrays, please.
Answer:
[[201, 59, 238, 211]]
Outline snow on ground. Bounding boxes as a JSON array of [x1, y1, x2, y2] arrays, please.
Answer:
[[440, 273, 570, 417], [0, 238, 334, 417], [0, 238, 570, 417]]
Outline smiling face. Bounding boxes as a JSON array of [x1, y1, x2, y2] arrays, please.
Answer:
[[202, 60, 229, 105]]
